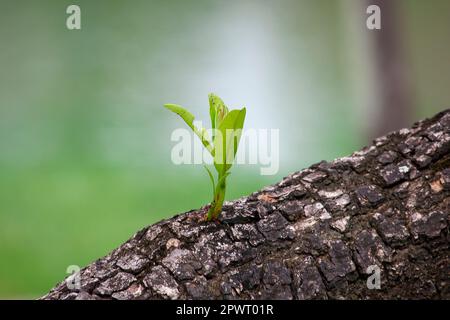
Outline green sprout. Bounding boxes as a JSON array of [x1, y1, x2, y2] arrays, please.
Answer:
[[164, 94, 246, 221]]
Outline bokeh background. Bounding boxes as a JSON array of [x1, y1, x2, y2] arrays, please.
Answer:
[[1, 0, 449, 298]]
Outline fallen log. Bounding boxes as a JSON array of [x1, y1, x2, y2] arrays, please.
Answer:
[[42, 109, 450, 300]]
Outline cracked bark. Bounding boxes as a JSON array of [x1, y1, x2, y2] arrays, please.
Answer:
[[42, 110, 450, 300]]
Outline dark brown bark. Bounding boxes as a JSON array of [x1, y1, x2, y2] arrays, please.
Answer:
[[43, 110, 450, 300]]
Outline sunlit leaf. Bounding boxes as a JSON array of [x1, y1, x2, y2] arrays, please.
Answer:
[[213, 108, 246, 174], [164, 103, 214, 155]]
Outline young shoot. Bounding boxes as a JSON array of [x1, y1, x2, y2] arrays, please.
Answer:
[[164, 94, 246, 221]]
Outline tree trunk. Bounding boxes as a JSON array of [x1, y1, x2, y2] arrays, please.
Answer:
[[42, 110, 450, 300], [368, 0, 414, 139]]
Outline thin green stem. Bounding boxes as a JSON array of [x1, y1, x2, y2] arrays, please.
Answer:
[[206, 171, 228, 221]]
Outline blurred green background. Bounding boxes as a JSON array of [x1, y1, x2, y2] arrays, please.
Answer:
[[0, 0, 449, 298]]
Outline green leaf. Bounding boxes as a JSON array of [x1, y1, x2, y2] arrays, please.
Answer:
[[164, 103, 214, 156], [208, 95, 217, 134], [232, 108, 246, 158], [213, 107, 246, 174], [208, 93, 228, 128], [164, 103, 195, 131]]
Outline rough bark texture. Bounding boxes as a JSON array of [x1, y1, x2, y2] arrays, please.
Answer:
[[43, 110, 450, 300]]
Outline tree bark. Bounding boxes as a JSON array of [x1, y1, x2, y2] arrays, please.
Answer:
[[43, 110, 450, 300]]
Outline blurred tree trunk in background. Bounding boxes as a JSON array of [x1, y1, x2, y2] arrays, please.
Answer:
[[368, 0, 414, 138]]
